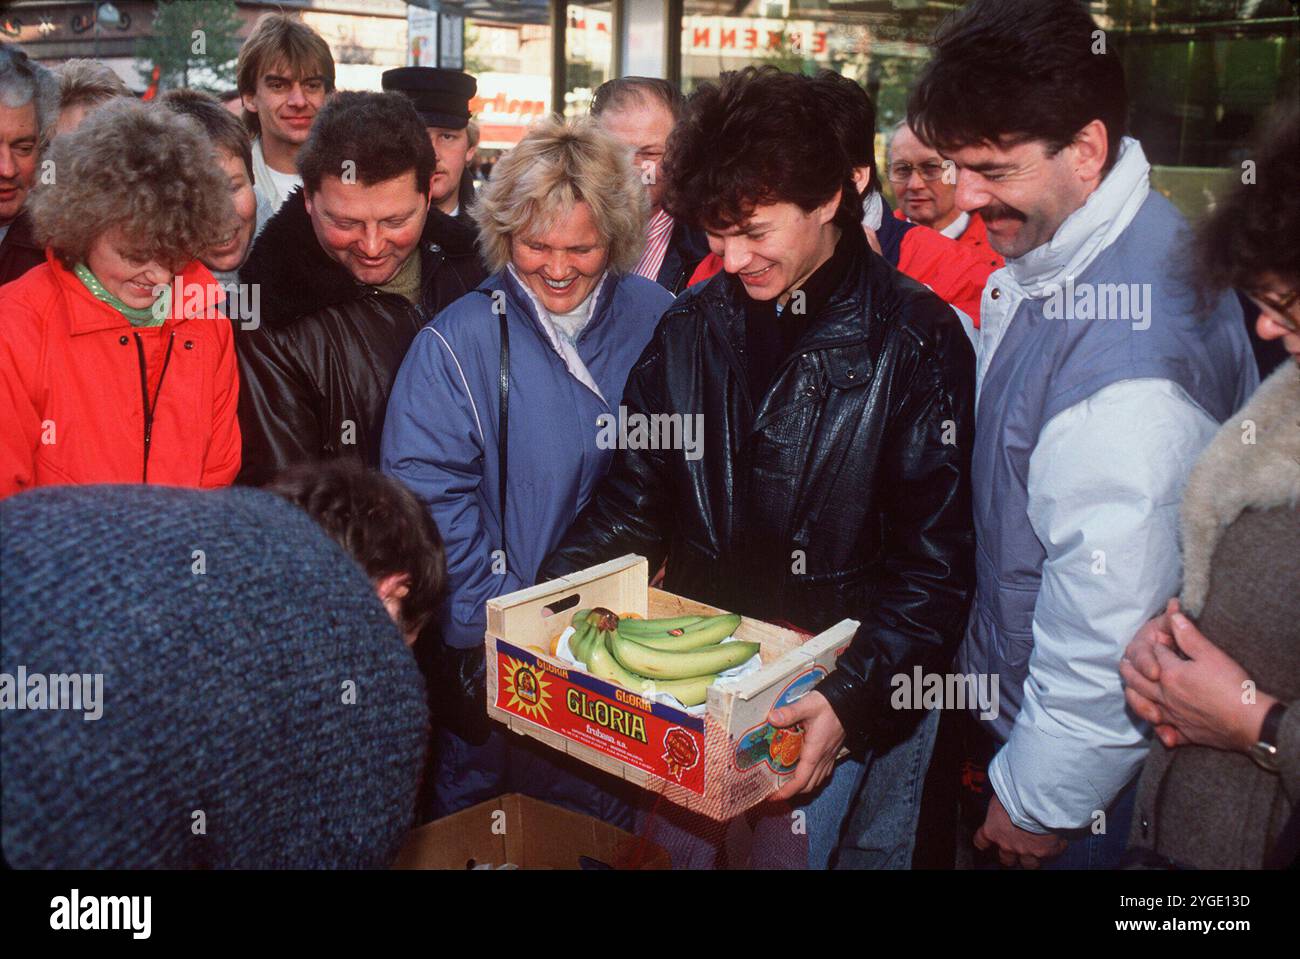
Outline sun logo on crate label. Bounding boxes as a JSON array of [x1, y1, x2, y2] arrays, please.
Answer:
[[662, 727, 701, 782], [502, 657, 553, 723]]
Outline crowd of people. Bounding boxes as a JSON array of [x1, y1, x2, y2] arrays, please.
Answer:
[[0, 0, 1295, 870]]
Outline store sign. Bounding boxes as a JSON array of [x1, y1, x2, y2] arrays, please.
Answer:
[[683, 16, 828, 58], [471, 72, 551, 147]]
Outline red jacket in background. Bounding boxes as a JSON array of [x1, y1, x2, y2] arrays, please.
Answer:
[[0, 250, 241, 498], [942, 210, 1004, 272]]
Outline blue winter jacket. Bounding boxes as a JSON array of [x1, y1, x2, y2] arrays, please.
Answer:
[[381, 267, 673, 650]]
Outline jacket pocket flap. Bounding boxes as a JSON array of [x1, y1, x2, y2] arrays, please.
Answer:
[[824, 344, 874, 389]]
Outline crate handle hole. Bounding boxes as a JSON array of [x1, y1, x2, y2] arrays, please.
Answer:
[[542, 594, 580, 618]]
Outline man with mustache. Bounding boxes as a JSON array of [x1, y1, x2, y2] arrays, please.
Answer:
[[907, 0, 1256, 869], [236, 13, 335, 215], [887, 121, 1002, 273], [382, 67, 479, 228], [0, 42, 57, 289]]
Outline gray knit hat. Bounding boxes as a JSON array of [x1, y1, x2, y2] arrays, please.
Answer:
[[0, 484, 428, 868]]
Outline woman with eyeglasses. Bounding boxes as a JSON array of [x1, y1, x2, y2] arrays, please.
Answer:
[[1120, 106, 1299, 870]]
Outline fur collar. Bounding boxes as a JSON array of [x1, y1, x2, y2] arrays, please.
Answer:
[[1180, 362, 1300, 616], [240, 187, 480, 330]]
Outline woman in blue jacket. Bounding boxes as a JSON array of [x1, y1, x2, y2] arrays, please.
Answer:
[[381, 116, 673, 823]]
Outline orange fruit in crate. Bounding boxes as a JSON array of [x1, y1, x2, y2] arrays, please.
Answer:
[[770, 726, 804, 768], [619, 612, 643, 620], [549, 633, 563, 657]]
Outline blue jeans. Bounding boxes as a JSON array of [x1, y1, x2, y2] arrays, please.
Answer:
[[766, 707, 942, 869], [1040, 776, 1138, 870]]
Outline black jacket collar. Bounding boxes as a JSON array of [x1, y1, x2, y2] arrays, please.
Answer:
[[241, 187, 481, 330], [707, 225, 874, 356]]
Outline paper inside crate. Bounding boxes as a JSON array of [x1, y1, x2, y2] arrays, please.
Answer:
[[485, 555, 857, 821]]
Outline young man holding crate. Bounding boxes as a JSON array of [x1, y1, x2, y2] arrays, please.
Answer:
[[540, 65, 976, 868]]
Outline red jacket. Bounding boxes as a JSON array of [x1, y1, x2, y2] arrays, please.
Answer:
[[688, 204, 998, 325], [947, 211, 1004, 272], [0, 251, 241, 497]]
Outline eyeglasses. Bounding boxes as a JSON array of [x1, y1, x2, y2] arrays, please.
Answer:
[[887, 160, 948, 184], [1248, 287, 1300, 334]]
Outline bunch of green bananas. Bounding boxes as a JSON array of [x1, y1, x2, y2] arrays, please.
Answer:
[[565, 607, 757, 707]]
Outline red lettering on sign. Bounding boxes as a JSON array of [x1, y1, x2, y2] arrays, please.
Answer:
[[743, 28, 757, 50], [813, 31, 827, 54], [720, 28, 736, 49], [693, 27, 710, 47], [767, 30, 782, 51]]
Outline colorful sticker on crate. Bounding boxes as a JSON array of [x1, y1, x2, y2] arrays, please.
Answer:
[[732, 666, 827, 774], [495, 641, 707, 795]]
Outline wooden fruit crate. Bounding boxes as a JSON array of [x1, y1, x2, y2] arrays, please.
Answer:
[[485, 555, 857, 821]]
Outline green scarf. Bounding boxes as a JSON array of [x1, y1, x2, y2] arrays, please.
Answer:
[[74, 263, 170, 327]]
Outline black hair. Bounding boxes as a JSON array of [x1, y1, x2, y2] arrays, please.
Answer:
[[264, 461, 446, 638], [908, 0, 1127, 174], [661, 66, 862, 232], [297, 91, 436, 197], [811, 70, 878, 195]]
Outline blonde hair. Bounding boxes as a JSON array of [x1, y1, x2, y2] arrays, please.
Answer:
[[30, 98, 233, 269], [472, 116, 647, 274]]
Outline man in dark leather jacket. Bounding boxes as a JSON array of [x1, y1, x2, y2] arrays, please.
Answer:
[[235, 91, 486, 486], [539, 66, 976, 864]]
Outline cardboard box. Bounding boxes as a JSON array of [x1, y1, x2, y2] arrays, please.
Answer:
[[484, 555, 857, 821], [392, 793, 670, 869]]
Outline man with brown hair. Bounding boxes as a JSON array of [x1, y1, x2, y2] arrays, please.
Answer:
[[235, 92, 485, 487], [236, 12, 335, 213], [52, 59, 130, 137]]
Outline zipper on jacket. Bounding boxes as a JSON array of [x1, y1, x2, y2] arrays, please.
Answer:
[[133, 331, 176, 483]]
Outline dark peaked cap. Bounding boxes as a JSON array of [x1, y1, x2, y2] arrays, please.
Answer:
[[382, 67, 476, 128]]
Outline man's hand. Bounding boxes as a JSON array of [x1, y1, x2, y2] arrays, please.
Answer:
[[767, 691, 845, 801], [973, 793, 1068, 868], [1120, 610, 1276, 754]]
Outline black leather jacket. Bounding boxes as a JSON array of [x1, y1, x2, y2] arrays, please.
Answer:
[[540, 229, 976, 749], [234, 189, 486, 486]]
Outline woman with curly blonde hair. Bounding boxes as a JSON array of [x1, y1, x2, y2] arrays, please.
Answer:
[[381, 116, 673, 823], [0, 98, 242, 496]]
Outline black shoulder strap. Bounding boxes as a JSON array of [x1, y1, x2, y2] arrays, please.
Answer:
[[498, 309, 509, 567]]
